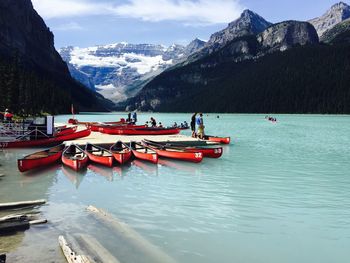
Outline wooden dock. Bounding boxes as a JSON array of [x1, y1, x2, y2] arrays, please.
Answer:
[[64, 125, 215, 147]]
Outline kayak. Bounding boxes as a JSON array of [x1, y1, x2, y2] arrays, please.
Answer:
[[204, 135, 231, 145], [17, 144, 65, 172], [143, 139, 223, 158], [85, 143, 114, 167], [101, 127, 180, 135], [110, 141, 133, 165], [129, 142, 158, 164], [62, 144, 89, 171], [0, 129, 91, 149], [142, 141, 203, 163], [55, 126, 77, 137]]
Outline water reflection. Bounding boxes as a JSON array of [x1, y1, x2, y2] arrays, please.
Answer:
[[88, 164, 113, 181], [60, 166, 85, 189], [132, 160, 159, 176]]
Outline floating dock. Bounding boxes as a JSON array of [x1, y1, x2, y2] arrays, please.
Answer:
[[64, 125, 216, 147]]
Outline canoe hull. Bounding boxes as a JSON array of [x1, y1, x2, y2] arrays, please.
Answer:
[[206, 136, 231, 145], [18, 151, 62, 173], [155, 149, 203, 163], [62, 156, 88, 171], [101, 127, 180, 135], [55, 126, 77, 137], [1, 129, 91, 148], [112, 151, 132, 165], [132, 150, 158, 164], [86, 152, 114, 167]]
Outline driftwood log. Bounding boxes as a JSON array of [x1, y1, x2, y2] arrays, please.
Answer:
[[0, 199, 46, 210], [86, 205, 177, 263]]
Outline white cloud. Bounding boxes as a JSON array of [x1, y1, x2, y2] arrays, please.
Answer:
[[55, 22, 84, 31], [32, 0, 108, 19], [32, 0, 244, 25], [112, 0, 243, 24]]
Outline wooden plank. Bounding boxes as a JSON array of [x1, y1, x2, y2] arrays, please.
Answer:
[[58, 235, 92, 263], [86, 205, 177, 263], [75, 234, 121, 263], [0, 199, 46, 210], [0, 214, 37, 223]]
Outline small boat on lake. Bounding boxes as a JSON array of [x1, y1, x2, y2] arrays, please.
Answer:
[[143, 139, 223, 158], [100, 127, 180, 136], [85, 143, 114, 167], [203, 135, 231, 145], [55, 126, 77, 137], [110, 141, 133, 165], [62, 144, 89, 171], [129, 142, 158, 164], [17, 144, 65, 172], [142, 141, 203, 163], [1, 129, 91, 148]]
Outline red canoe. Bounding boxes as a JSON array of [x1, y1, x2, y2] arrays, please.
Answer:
[[85, 143, 114, 167], [17, 144, 65, 172], [110, 141, 133, 165], [129, 142, 158, 164], [0, 129, 91, 149], [101, 127, 180, 135], [142, 141, 203, 163], [143, 139, 223, 158], [204, 135, 231, 145], [55, 126, 77, 137], [62, 144, 89, 171], [90, 124, 145, 132]]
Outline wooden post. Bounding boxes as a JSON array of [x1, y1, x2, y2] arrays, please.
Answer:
[[86, 205, 177, 263], [58, 236, 91, 263]]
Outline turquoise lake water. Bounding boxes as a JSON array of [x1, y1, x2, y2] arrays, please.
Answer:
[[1, 113, 350, 262]]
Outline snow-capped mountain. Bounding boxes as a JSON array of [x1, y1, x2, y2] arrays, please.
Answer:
[[60, 41, 204, 103], [309, 2, 350, 37]]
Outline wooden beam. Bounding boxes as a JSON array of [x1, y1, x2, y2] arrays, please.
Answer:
[[86, 205, 177, 263], [0, 199, 46, 210]]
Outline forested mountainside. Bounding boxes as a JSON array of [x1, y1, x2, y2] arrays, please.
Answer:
[[0, 0, 111, 115], [123, 4, 350, 114]]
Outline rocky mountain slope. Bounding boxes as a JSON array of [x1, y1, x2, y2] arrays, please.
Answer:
[[124, 19, 320, 112], [321, 18, 350, 43], [60, 40, 205, 103], [309, 2, 350, 38], [0, 0, 110, 114]]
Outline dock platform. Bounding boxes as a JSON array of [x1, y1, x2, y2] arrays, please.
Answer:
[[64, 125, 216, 147]]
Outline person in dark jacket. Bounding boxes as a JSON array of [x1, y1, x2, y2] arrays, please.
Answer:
[[191, 113, 197, 137]]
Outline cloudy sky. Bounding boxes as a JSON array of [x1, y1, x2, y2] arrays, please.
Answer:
[[31, 0, 345, 48]]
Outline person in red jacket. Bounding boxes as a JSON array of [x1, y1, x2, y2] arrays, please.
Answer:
[[4, 109, 13, 121]]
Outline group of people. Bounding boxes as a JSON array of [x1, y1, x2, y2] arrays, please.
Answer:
[[265, 116, 277, 122], [173, 121, 189, 129], [0, 109, 14, 122], [127, 112, 137, 124], [191, 113, 205, 139], [145, 117, 163, 128]]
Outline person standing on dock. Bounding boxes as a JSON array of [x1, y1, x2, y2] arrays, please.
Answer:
[[197, 113, 205, 139], [127, 112, 131, 122], [132, 111, 137, 124], [191, 113, 197, 137], [150, 117, 157, 127]]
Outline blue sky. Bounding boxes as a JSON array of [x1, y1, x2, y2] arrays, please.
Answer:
[[31, 0, 347, 48]]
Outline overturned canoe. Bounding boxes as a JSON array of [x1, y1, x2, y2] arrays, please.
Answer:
[[85, 143, 114, 167], [17, 144, 65, 172], [204, 135, 231, 145], [142, 141, 203, 163], [62, 144, 89, 171], [143, 139, 223, 158], [101, 127, 180, 136], [129, 142, 158, 164], [110, 141, 133, 165]]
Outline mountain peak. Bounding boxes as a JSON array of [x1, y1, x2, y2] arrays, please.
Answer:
[[309, 2, 350, 37], [206, 10, 271, 51]]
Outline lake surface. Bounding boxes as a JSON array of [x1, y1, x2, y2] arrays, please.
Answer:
[[1, 113, 350, 262]]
